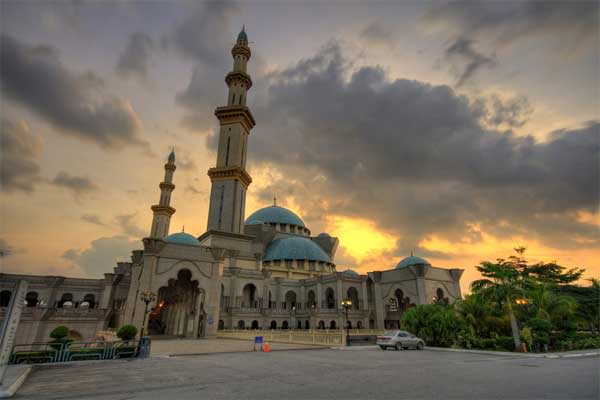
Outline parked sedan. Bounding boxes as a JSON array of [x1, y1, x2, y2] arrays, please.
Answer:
[[376, 330, 425, 350]]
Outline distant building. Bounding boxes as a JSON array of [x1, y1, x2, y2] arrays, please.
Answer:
[[0, 28, 463, 343]]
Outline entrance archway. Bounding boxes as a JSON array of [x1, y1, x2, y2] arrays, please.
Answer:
[[251, 320, 259, 329], [270, 320, 277, 329], [149, 269, 202, 336]]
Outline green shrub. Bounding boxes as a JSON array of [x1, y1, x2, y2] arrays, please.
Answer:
[[117, 324, 138, 341], [401, 304, 464, 347], [495, 336, 515, 351], [49, 326, 73, 350]]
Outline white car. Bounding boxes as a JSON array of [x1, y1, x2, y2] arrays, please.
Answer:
[[376, 330, 425, 350]]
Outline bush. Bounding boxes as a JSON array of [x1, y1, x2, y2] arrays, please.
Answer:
[[401, 304, 464, 347], [117, 325, 138, 341], [495, 336, 515, 351], [49, 326, 73, 350]]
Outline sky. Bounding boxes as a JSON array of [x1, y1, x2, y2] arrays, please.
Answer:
[[0, 0, 598, 293]]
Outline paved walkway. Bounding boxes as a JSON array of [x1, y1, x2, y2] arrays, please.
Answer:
[[150, 338, 326, 356], [16, 347, 598, 399]]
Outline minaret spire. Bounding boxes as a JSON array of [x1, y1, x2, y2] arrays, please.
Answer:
[[149, 151, 177, 238], [206, 27, 255, 234]]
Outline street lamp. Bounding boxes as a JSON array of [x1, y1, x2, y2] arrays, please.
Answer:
[[341, 299, 352, 346], [139, 291, 157, 338]]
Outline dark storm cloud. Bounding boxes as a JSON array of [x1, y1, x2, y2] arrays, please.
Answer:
[[360, 21, 394, 47], [445, 37, 496, 87], [422, 1, 598, 54], [0, 33, 148, 150], [116, 32, 154, 82], [0, 118, 44, 193], [81, 214, 105, 226], [237, 44, 599, 253], [52, 171, 98, 196], [472, 95, 533, 129], [115, 213, 146, 238]]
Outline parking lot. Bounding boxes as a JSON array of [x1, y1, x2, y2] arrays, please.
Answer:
[[16, 347, 598, 399]]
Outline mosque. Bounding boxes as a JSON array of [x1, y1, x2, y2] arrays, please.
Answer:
[[0, 28, 463, 342]]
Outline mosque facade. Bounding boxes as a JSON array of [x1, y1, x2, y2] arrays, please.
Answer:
[[0, 29, 463, 343]]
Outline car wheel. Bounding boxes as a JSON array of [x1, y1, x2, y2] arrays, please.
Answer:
[[395, 343, 403, 351], [379, 346, 386, 350], [417, 342, 424, 350]]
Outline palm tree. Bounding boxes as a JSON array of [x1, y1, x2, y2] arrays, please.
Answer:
[[455, 294, 494, 337], [471, 261, 526, 351]]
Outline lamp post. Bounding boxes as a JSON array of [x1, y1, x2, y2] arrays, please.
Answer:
[[341, 299, 352, 346], [139, 291, 156, 338]]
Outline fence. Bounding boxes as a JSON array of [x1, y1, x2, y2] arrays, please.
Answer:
[[217, 329, 385, 346], [9, 340, 140, 364]]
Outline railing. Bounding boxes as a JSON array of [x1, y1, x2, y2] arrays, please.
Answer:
[[9, 340, 140, 364], [217, 329, 386, 345]]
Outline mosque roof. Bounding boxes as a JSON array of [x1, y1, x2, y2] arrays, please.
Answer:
[[165, 232, 200, 246], [245, 205, 305, 228], [264, 236, 331, 263], [317, 232, 331, 237], [342, 269, 360, 277], [395, 255, 430, 269]]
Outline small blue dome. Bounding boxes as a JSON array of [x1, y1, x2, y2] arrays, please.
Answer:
[[165, 232, 200, 246], [342, 269, 359, 277], [317, 232, 331, 237], [264, 236, 330, 263], [168, 150, 175, 162], [396, 255, 430, 269], [237, 26, 247, 42], [246, 206, 305, 228]]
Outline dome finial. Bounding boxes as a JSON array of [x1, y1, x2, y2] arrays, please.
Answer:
[[273, 196, 277, 207], [168, 147, 175, 163], [411, 250, 413, 257], [182, 225, 185, 233]]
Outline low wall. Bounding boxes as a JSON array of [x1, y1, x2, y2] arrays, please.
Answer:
[[217, 329, 385, 346]]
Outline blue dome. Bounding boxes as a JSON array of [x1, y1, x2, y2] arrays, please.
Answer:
[[396, 255, 430, 269], [264, 236, 331, 263], [342, 269, 359, 277], [317, 232, 331, 237], [237, 27, 247, 42], [165, 232, 200, 246], [245, 206, 305, 228]]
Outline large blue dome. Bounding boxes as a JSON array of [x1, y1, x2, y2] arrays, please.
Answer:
[[165, 232, 200, 246], [396, 255, 430, 269], [342, 269, 359, 277], [245, 206, 305, 228], [264, 236, 330, 263]]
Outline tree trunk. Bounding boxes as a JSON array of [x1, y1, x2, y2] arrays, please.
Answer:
[[507, 303, 521, 352]]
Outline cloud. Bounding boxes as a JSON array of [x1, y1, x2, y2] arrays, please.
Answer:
[[52, 171, 98, 197], [234, 43, 599, 255], [472, 94, 533, 129], [62, 235, 139, 277], [421, 1, 598, 56], [360, 21, 394, 48], [81, 214, 105, 226], [116, 32, 154, 82], [0, 117, 44, 192], [115, 213, 146, 238], [0, 33, 148, 150], [444, 37, 496, 87]]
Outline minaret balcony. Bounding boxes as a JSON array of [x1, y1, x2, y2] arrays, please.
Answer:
[[231, 44, 251, 59], [225, 71, 253, 89], [208, 166, 252, 188], [214, 105, 256, 131]]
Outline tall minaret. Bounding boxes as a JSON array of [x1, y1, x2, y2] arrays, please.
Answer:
[[206, 26, 256, 234], [150, 150, 176, 238]]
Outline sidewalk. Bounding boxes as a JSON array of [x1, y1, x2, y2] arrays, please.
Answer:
[[0, 365, 32, 398], [150, 338, 327, 356], [425, 346, 599, 358]]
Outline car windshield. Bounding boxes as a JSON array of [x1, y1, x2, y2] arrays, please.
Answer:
[[383, 331, 397, 336]]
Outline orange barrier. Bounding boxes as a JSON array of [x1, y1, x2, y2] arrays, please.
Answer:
[[263, 342, 270, 353]]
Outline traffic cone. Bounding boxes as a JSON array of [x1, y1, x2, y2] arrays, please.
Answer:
[[263, 342, 270, 353]]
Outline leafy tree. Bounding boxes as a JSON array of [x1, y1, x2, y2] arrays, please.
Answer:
[[471, 259, 526, 351], [49, 325, 73, 350], [117, 325, 138, 341], [558, 279, 600, 333], [401, 304, 464, 347], [454, 294, 495, 337]]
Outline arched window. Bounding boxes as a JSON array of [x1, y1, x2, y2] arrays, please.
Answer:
[[0, 290, 11, 307], [268, 290, 273, 309], [357, 321, 363, 329], [284, 290, 297, 310], [282, 321, 289, 329], [242, 284, 257, 308], [347, 287, 360, 310], [218, 320, 225, 330], [305, 320, 310, 330], [220, 284, 225, 308], [58, 293, 73, 308], [239, 94, 243, 105], [318, 320, 325, 329], [307, 290, 316, 308], [395, 289, 406, 312], [329, 320, 337, 329], [436, 288, 444, 299], [232, 93, 236, 104], [238, 320, 245, 329], [325, 287, 335, 309], [270, 320, 277, 329], [83, 294, 96, 309], [25, 291, 38, 307], [297, 320, 302, 329], [251, 320, 259, 329]]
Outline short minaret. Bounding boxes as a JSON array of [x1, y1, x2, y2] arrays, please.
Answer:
[[150, 150, 176, 238], [206, 27, 256, 234]]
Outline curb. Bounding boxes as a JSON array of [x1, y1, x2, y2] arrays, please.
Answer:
[[168, 346, 330, 358], [332, 345, 378, 350], [0, 367, 32, 398], [425, 347, 600, 359]]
